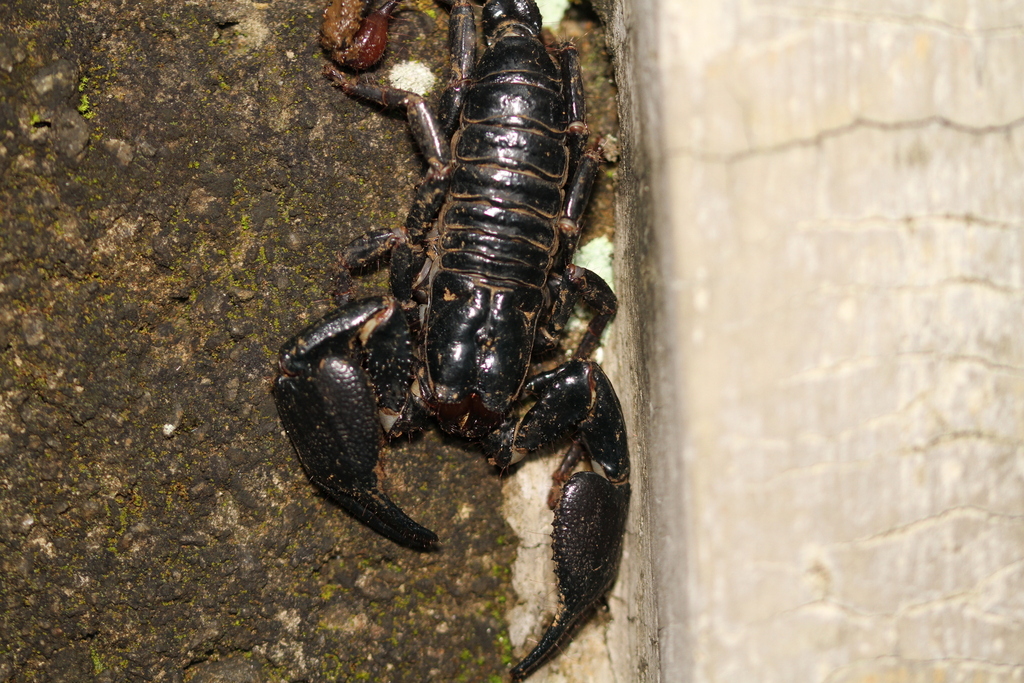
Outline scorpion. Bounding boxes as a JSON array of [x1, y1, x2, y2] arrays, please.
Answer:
[[273, 0, 630, 678]]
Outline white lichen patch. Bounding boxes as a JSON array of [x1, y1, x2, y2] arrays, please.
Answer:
[[529, 620, 617, 682], [162, 403, 184, 438], [276, 608, 302, 634], [501, 457, 557, 653], [573, 236, 615, 292], [566, 235, 616, 363], [207, 493, 242, 536], [389, 61, 436, 96], [535, 0, 571, 30]]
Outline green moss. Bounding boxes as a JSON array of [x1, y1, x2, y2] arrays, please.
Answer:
[[494, 631, 514, 666], [77, 93, 95, 119], [90, 645, 105, 673]]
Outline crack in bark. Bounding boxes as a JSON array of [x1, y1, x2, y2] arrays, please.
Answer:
[[757, 3, 1024, 39], [668, 114, 1024, 164]]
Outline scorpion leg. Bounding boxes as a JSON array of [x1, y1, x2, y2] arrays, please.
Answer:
[[558, 143, 602, 256], [547, 440, 586, 509], [532, 271, 576, 356], [533, 262, 616, 358], [565, 264, 617, 359], [534, 135, 605, 352], [274, 297, 439, 551], [436, 0, 476, 140], [533, 110, 602, 351], [559, 43, 589, 187], [490, 359, 630, 681], [326, 75, 450, 177], [326, 70, 454, 302], [334, 227, 400, 298]]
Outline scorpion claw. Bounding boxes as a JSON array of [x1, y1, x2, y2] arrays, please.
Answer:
[[275, 354, 438, 551], [502, 359, 630, 679], [309, 473, 439, 551], [274, 300, 437, 551], [511, 472, 630, 680]]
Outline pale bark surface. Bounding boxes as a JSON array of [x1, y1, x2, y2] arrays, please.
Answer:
[[641, 1, 1024, 681]]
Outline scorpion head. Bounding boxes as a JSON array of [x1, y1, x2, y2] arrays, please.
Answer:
[[433, 394, 504, 440]]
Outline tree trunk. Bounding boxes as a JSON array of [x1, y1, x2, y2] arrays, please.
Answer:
[[610, 0, 1024, 680]]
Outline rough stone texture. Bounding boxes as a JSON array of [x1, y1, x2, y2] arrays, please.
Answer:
[[0, 0, 618, 680], [635, 0, 1024, 681]]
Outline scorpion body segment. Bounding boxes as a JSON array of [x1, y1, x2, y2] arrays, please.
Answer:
[[276, 0, 629, 678]]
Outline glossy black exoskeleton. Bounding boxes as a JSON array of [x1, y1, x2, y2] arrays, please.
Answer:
[[275, 0, 630, 678]]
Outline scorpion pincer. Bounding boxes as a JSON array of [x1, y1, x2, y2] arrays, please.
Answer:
[[274, 0, 630, 678]]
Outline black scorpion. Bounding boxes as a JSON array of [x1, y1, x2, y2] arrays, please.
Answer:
[[273, 0, 630, 678]]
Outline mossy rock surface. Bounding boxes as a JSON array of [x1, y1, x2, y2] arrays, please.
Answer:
[[0, 1, 617, 680]]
